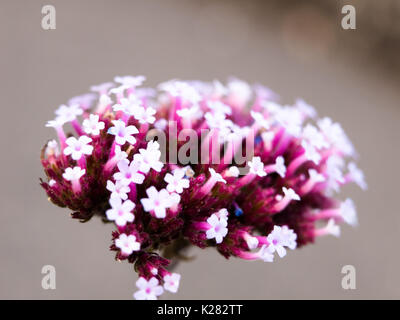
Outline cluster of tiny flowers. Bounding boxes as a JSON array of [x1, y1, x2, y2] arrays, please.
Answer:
[[40, 76, 366, 299]]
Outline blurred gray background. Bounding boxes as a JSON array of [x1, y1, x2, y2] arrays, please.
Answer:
[[0, 0, 399, 299]]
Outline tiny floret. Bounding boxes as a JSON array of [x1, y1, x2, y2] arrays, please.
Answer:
[[206, 213, 228, 244], [82, 114, 105, 136], [62, 166, 85, 181], [106, 197, 135, 227], [282, 187, 300, 201], [164, 169, 190, 194], [63, 136, 93, 160], [140, 187, 179, 219], [163, 273, 181, 293], [209, 168, 227, 184], [115, 234, 140, 256], [248, 156, 267, 177], [134, 277, 163, 300], [108, 120, 139, 145]]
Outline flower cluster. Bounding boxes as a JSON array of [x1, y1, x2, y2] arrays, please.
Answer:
[[40, 76, 366, 299]]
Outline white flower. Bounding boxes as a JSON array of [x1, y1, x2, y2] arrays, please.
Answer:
[[250, 111, 270, 130], [154, 118, 168, 131], [209, 168, 227, 183], [227, 78, 252, 105], [133, 140, 163, 173], [113, 94, 143, 115], [302, 124, 328, 150], [325, 155, 345, 193], [274, 156, 286, 177], [340, 198, 358, 227], [207, 101, 231, 115], [258, 245, 274, 262], [245, 235, 259, 250], [206, 214, 228, 244], [280, 226, 297, 250], [90, 82, 114, 93], [266, 226, 287, 258], [212, 80, 228, 97], [248, 157, 267, 177], [324, 218, 341, 237], [163, 273, 181, 293], [49, 179, 56, 187], [282, 187, 300, 201], [261, 101, 282, 114], [98, 94, 112, 106], [106, 180, 130, 200], [295, 98, 317, 119], [45, 139, 60, 157], [68, 93, 97, 110], [226, 166, 240, 177], [301, 141, 321, 165], [134, 106, 156, 124], [113, 145, 128, 162], [205, 112, 232, 129], [46, 117, 67, 128], [215, 208, 229, 220], [109, 85, 129, 95], [114, 75, 146, 87], [275, 107, 303, 137], [55, 104, 83, 122], [308, 169, 325, 183], [261, 131, 275, 149], [164, 169, 189, 194], [82, 114, 105, 136], [134, 277, 164, 300], [158, 80, 201, 104], [63, 136, 93, 160], [115, 234, 140, 256], [113, 160, 145, 185], [108, 120, 139, 145], [62, 166, 85, 181], [106, 197, 135, 227], [318, 117, 355, 156], [141, 187, 178, 219], [168, 192, 181, 207], [348, 162, 367, 190], [176, 105, 202, 119]]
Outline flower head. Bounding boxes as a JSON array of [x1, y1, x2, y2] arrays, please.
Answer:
[[40, 76, 365, 300]]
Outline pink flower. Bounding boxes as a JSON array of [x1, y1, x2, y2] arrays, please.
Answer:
[[40, 77, 366, 299]]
